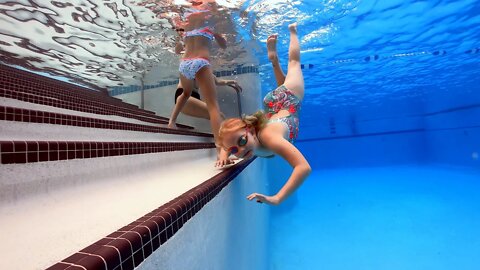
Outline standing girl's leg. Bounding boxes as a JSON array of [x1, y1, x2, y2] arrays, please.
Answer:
[[180, 98, 211, 119], [168, 75, 194, 128], [195, 66, 223, 142], [282, 23, 305, 101], [267, 34, 286, 86]]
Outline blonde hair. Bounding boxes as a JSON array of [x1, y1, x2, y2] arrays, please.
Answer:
[[218, 110, 268, 148]]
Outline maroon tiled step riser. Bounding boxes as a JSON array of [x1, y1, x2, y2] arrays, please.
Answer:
[[46, 158, 255, 270], [0, 77, 157, 117], [0, 88, 161, 121], [0, 141, 215, 164], [0, 106, 212, 137], [0, 89, 192, 129], [0, 82, 161, 120], [0, 86, 169, 123], [0, 65, 149, 113]]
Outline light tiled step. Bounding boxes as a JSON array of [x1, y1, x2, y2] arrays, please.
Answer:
[[0, 97, 195, 130], [0, 65, 180, 126], [0, 120, 211, 142], [0, 151, 228, 270]]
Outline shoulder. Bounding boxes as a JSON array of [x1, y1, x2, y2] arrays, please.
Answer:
[[258, 123, 286, 146]]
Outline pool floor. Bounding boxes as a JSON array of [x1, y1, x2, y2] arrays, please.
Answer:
[[269, 165, 480, 270]]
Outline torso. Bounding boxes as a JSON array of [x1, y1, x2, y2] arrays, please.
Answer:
[[182, 27, 213, 59], [253, 85, 302, 157]]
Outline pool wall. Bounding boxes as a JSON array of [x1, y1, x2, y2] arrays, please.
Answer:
[[297, 89, 480, 170], [137, 158, 270, 270], [111, 66, 261, 133], [423, 90, 480, 168]]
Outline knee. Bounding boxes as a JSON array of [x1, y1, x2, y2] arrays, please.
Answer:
[[180, 91, 192, 98], [288, 59, 301, 66]]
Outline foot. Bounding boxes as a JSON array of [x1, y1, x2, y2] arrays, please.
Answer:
[[288, 22, 297, 33], [266, 34, 279, 62], [167, 121, 178, 129]]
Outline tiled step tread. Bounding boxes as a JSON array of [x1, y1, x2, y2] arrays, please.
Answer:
[[0, 106, 211, 137], [0, 140, 215, 164], [0, 64, 151, 114], [0, 88, 194, 128], [45, 158, 254, 270]]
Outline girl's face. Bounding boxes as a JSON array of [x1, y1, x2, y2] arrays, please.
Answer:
[[222, 127, 258, 159]]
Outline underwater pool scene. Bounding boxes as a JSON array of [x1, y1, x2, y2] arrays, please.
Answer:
[[1, 0, 479, 269]]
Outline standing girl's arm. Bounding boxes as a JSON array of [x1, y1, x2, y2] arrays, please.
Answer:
[[213, 33, 227, 49]]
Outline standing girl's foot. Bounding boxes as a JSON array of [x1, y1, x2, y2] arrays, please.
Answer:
[[267, 34, 279, 62]]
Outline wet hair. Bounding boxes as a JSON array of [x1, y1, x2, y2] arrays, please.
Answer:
[[218, 110, 268, 148]]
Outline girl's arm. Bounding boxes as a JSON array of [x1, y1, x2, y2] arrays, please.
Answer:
[[213, 75, 242, 92], [174, 30, 184, 54], [175, 41, 184, 54], [213, 33, 227, 49], [247, 126, 311, 205]]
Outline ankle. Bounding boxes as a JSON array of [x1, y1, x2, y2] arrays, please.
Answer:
[[269, 55, 279, 63]]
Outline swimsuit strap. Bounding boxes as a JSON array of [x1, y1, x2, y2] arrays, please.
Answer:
[[184, 27, 214, 40]]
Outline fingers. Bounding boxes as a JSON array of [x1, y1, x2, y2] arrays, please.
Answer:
[[214, 158, 236, 168], [246, 193, 264, 204]]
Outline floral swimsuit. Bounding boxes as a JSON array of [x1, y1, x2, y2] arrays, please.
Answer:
[[263, 85, 301, 143]]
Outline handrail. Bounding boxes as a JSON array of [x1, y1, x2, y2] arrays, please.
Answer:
[[227, 85, 243, 118]]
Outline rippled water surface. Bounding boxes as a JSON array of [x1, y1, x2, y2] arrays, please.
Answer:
[[0, 0, 479, 129]]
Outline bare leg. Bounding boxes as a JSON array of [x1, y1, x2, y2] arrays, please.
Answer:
[[168, 75, 194, 128], [283, 23, 304, 101], [180, 97, 225, 120], [179, 97, 211, 119], [195, 66, 223, 143], [267, 34, 286, 86]]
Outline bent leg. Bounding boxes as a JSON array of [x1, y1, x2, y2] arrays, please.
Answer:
[[282, 23, 304, 101], [169, 75, 194, 128], [180, 97, 211, 119], [267, 34, 286, 86]]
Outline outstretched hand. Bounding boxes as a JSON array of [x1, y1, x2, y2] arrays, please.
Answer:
[[215, 157, 236, 168], [215, 147, 237, 168], [246, 193, 280, 206]]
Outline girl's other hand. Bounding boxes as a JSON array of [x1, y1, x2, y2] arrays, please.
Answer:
[[246, 193, 280, 205]]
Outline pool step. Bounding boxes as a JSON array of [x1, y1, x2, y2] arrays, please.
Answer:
[[0, 64, 254, 270], [0, 105, 212, 140], [0, 64, 194, 129]]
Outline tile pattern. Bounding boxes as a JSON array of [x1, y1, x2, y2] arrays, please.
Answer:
[[109, 65, 259, 96], [0, 141, 215, 164], [0, 64, 194, 128], [45, 158, 255, 270], [0, 106, 212, 137]]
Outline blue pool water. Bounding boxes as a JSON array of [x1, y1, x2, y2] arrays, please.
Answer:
[[253, 0, 480, 269], [269, 166, 480, 269]]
